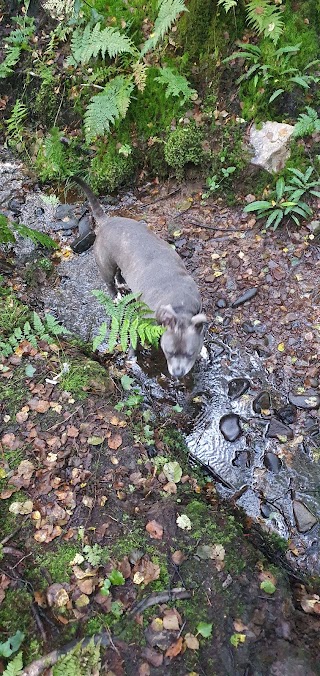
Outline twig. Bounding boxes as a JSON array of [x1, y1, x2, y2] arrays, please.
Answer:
[[46, 406, 83, 431], [31, 603, 47, 643], [128, 587, 192, 617], [53, 83, 66, 128], [21, 633, 111, 676]]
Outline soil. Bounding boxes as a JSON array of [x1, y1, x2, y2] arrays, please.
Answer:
[[1, 173, 320, 675]]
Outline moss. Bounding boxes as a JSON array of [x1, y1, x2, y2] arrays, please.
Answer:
[[129, 67, 184, 139], [1, 367, 28, 417], [86, 615, 107, 636], [164, 123, 208, 179], [58, 357, 111, 400], [34, 544, 80, 583], [0, 588, 34, 636], [89, 138, 134, 194]]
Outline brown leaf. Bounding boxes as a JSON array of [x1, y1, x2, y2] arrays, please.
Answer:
[[29, 398, 50, 413], [133, 557, 160, 586], [67, 425, 79, 438], [165, 636, 183, 659], [171, 550, 186, 566], [163, 610, 180, 631], [108, 433, 122, 450], [138, 663, 150, 676], [146, 519, 163, 540], [184, 633, 199, 650], [16, 409, 29, 423], [141, 647, 163, 668]]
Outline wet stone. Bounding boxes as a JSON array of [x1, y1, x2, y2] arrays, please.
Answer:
[[55, 204, 75, 219], [220, 413, 243, 442], [260, 502, 272, 518], [242, 322, 256, 334], [293, 500, 318, 533], [231, 287, 258, 308], [71, 231, 96, 254], [277, 404, 296, 425], [232, 450, 251, 469], [228, 378, 250, 400], [216, 298, 227, 309], [288, 391, 320, 410], [266, 418, 293, 441], [253, 391, 271, 414], [264, 452, 282, 473], [78, 214, 92, 237]]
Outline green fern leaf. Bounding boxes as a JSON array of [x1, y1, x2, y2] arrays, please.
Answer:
[[293, 107, 320, 138], [142, 0, 188, 55], [154, 67, 197, 104], [45, 313, 70, 336], [15, 223, 58, 249], [0, 214, 16, 244], [33, 312, 45, 336], [93, 321, 108, 351], [84, 76, 134, 142], [120, 317, 130, 351], [2, 652, 23, 676], [246, 0, 284, 44], [0, 46, 22, 78], [6, 99, 27, 139], [108, 316, 120, 352], [217, 0, 237, 12], [68, 23, 134, 66], [129, 317, 139, 350], [23, 321, 31, 335]]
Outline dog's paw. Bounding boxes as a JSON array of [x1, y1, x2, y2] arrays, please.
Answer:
[[200, 345, 209, 361]]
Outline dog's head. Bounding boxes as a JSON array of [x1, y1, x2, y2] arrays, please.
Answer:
[[157, 305, 207, 378]]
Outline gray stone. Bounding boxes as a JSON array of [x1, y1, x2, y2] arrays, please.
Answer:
[[266, 417, 293, 441], [289, 391, 320, 410], [219, 413, 243, 442], [249, 121, 295, 173], [293, 500, 317, 533]]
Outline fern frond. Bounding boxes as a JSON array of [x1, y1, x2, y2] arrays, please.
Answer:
[[45, 312, 70, 335], [0, 46, 21, 79], [217, 0, 238, 12], [93, 321, 108, 351], [2, 651, 23, 676], [15, 222, 58, 249], [246, 0, 284, 44], [154, 67, 197, 104], [132, 61, 148, 92], [0, 214, 16, 244], [141, 0, 188, 55], [293, 107, 320, 138], [6, 99, 27, 138], [33, 312, 45, 336], [68, 23, 134, 66], [84, 76, 134, 142]]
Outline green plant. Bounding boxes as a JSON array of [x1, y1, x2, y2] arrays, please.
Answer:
[[101, 569, 125, 595], [90, 138, 134, 193], [202, 166, 236, 198], [92, 291, 165, 353], [114, 375, 144, 416], [154, 67, 197, 104], [218, 0, 283, 44], [0, 11, 35, 79], [224, 43, 320, 104], [284, 167, 320, 202], [164, 123, 206, 178], [0, 311, 70, 358], [2, 652, 23, 676], [243, 174, 316, 230], [293, 107, 320, 138], [83, 544, 107, 566], [6, 100, 28, 146], [35, 128, 74, 181], [0, 632, 24, 659], [0, 214, 57, 249]]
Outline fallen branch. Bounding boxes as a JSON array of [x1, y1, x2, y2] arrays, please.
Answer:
[[22, 633, 111, 676], [129, 587, 192, 617]]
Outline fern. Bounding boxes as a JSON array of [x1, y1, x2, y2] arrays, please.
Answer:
[[0, 312, 70, 358], [36, 127, 70, 181], [0, 213, 57, 249], [2, 652, 23, 676], [293, 107, 320, 138], [67, 23, 134, 66], [132, 61, 148, 92], [0, 14, 35, 79], [154, 67, 197, 104], [0, 46, 21, 79], [217, 0, 237, 12], [84, 76, 134, 142], [141, 0, 188, 56], [92, 291, 165, 353], [246, 0, 284, 44], [53, 638, 100, 676], [6, 100, 28, 142]]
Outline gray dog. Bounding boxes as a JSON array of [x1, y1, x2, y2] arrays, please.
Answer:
[[74, 177, 206, 377]]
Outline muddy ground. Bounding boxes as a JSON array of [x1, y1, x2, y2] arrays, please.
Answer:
[[1, 162, 320, 674]]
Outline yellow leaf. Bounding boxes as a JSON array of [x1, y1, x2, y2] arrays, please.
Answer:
[[277, 342, 285, 352]]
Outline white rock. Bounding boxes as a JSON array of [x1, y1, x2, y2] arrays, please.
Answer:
[[249, 121, 295, 173]]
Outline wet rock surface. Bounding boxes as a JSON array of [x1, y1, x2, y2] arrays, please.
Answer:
[[228, 377, 250, 400], [288, 391, 320, 410], [220, 413, 243, 441]]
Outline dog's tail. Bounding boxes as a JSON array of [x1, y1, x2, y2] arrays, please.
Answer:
[[73, 176, 105, 224]]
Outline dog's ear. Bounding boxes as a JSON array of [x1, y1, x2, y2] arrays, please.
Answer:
[[157, 304, 177, 329], [191, 313, 207, 331]]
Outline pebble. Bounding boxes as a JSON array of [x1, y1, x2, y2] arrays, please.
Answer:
[[228, 378, 250, 400], [260, 502, 272, 518], [242, 322, 256, 334], [78, 214, 92, 237], [293, 500, 318, 533], [232, 450, 251, 468], [216, 298, 228, 308], [288, 391, 320, 410], [277, 404, 296, 425], [55, 204, 75, 219], [264, 452, 282, 473], [231, 287, 258, 308], [266, 418, 293, 441], [253, 391, 271, 414], [71, 231, 96, 253], [219, 413, 243, 442]]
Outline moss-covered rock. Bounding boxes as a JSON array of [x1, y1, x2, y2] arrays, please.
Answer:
[[89, 139, 135, 193], [164, 123, 208, 179]]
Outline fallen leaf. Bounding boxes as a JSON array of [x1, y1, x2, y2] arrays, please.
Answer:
[[146, 520, 163, 540], [171, 550, 186, 565], [163, 610, 180, 631], [165, 636, 183, 659], [176, 514, 192, 531], [300, 594, 320, 615], [9, 500, 33, 515], [108, 434, 122, 450], [87, 436, 105, 445], [67, 425, 79, 438], [163, 461, 182, 484], [184, 633, 199, 650]]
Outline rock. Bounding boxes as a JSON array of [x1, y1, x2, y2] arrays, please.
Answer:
[[264, 452, 282, 473], [249, 121, 295, 173], [231, 287, 258, 308], [277, 404, 296, 425], [78, 214, 92, 237], [288, 391, 320, 410], [53, 217, 79, 231], [260, 502, 272, 518], [55, 204, 75, 219], [232, 450, 251, 468], [71, 231, 96, 254], [253, 391, 271, 414], [293, 500, 317, 533], [220, 413, 243, 442], [216, 298, 228, 308], [228, 378, 250, 400], [266, 418, 293, 441], [242, 322, 256, 334]]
